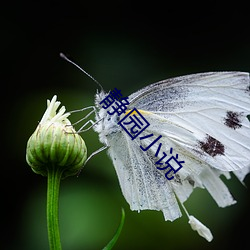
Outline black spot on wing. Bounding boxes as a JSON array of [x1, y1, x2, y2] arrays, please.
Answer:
[[174, 174, 182, 184], [186, 177, 195, 187], [224, 111, 243, 130], [247, 114, 250, 122], [199, 135, 225, 157]]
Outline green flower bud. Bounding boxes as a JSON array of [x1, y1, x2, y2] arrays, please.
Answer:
[[26, 95, 87, 178]]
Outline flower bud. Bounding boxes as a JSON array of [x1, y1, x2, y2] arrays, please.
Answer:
[[26, 95, 87, 178]]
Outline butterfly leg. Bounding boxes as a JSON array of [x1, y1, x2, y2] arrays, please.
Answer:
[[77, 116, 105, 133], [68, 106, 102, 132], [70, 106, 97, 126], [70, 105, 96, 114], [77, 145, 108, 176], [84, 145, 108, 165]]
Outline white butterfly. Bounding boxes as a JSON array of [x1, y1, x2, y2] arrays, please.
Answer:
[[84, 71, 250, 241], [58, 60, 250, 241]]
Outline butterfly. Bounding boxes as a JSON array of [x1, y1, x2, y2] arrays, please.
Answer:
[[88, 72, 250, 241], [60, 53, 250, 241]]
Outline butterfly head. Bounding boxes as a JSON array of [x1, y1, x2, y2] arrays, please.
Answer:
[[93, 90, 121, 145]]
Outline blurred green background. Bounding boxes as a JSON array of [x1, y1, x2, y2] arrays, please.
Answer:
[[2, 2, 250, 250]]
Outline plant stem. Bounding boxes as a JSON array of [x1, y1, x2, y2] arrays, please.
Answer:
[[47, 165, 63, 250]]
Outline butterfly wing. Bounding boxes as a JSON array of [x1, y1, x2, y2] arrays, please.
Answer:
[[105, 127, 182, 221], [95, 72, 250, 222], [128, 72, 250, 173]]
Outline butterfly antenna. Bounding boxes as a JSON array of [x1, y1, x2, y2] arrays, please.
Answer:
[[60, 53, 104, 91]]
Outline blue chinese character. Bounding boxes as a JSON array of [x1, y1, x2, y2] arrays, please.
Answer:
[[99, 88, 124, 109], [107, 97, 130, 116], [139, 133, 162, 151], [156, 148, 185, 180], [99, 94, 115, 109], [118, 108, 150, 140], [155, 142, 162, 157], [155, 150, 167, 165], [109, 88, 123, 100]]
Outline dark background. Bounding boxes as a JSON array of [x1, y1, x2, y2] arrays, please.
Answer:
[[2, 1, 250, 250]]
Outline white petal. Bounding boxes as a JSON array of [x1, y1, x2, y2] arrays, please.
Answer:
[[40, 95, 71, 125], [41, 95, 57, 123], [188, 215, 213, 242]]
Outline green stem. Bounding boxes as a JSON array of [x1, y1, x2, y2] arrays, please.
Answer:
[[47, 165, 63, 250]]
